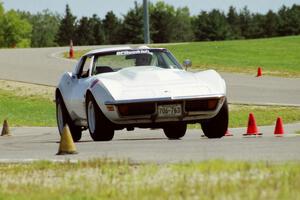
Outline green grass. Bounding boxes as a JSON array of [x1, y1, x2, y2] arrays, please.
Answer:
[[229, 104, 300, 128], [161, 36, 300, 77], [0, 159, 299, 199], [0, 90, 56, 127], [1, 89, 300, 127], [189, 104, 300, 129], [68, 36, 300, 77]]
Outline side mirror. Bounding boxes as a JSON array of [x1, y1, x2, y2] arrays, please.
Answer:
[[183, 59, 192, 70], [71, 73, 78, 79]]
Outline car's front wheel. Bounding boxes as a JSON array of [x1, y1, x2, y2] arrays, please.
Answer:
[[201, 99, 228, 138], [163, 123, 187, 139], [86, 94, 114, 141], [56, 94, 82, 142]]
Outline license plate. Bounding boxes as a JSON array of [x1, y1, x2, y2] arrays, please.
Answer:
[[158, 104, 182, 117]]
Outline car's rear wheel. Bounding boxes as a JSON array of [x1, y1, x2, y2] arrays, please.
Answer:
[[86, 94, 114, 141], [56, 94, 82, 142], [163, 123, 187, 139], [201, 99, 228, 138]]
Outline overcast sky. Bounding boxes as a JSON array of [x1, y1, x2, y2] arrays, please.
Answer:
[[2, 0, 300, 18]]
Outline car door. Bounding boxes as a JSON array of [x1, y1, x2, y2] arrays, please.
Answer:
[[69, 55, 94, 119]]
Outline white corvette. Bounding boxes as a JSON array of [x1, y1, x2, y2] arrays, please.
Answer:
[[56, 46, 228, 141]]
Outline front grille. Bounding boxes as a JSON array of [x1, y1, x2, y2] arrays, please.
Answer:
[[118, 102, 155, 116], [117, 98, 219, 117], [185, 99, 218, 112]]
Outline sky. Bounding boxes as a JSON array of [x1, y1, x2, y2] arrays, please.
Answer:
[[1, 0, 300, 18]]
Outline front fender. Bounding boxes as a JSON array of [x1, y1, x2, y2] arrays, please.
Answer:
[[56, 72, 74, 117], [87, 80, 117, 120], [195, 70, 226, 96]]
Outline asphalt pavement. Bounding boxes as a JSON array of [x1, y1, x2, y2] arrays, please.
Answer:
[[0, 124, 300, 163], [0, 46, 300, 106], [0, 46, 300, 163]]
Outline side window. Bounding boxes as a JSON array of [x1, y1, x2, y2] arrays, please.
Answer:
[[78, 56, 92, 78]]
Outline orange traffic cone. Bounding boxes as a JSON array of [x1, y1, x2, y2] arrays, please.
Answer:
[[69, 40, 74, 59], [224, 129, 233, 136], [257, 67, 262, 77], [244, 113, 262, 136], [274, 117, 284, 136]]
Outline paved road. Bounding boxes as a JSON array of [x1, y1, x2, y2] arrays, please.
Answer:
[[0, 47, 300, 106], [0, 124, 300, 163], [1, 46, 300, 163]]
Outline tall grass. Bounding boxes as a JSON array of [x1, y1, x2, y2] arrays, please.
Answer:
[[0, 159, 299, 200]]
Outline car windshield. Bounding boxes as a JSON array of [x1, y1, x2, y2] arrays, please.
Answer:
[[92, 49, 182, 75]]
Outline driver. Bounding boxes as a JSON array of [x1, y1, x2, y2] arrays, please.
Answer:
[[135, 53, 152, 66]]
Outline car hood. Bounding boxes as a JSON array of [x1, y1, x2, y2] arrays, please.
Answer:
[[97, 66, 225, 101]]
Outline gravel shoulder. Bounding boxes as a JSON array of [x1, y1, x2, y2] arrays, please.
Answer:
[[0, 80, 55, 100]]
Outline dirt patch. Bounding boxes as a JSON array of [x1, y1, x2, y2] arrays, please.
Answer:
[[0, 80, 55, 100]]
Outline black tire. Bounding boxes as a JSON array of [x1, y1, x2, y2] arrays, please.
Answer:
[[201, 99, 228, 138], [56, 94, 82, 142], [163, 123, 187, 139], [86, 94, 114, 141]]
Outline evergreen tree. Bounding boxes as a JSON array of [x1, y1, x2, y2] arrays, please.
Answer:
[[277, 5, 300, 36], [288, 4, 300, 35], [150, 1, 176, 43], [249, 13, 265, 38], [2, 1, 300, 47], [102, 11, 121, 44], [75, 16, 95, 45], [55, 4, 76, 46], [194, 10, 231, 41], [120, 1, 144, 44], [193, 11, 210, 41], [207, 9, 231, 40], [89, 14, 104, 45], [239, 7, 252, 38], [227, 6, 241, 39], [264, 10, 279, 37], [172, 7, 194, 42]]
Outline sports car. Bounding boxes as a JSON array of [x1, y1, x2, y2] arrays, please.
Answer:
[[56, 46, 228, 141]]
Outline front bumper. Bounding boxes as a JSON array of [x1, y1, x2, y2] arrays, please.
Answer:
[[104, 94, 226, 125]]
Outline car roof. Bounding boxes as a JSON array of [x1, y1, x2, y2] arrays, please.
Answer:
[[83, 46, 166, 57]]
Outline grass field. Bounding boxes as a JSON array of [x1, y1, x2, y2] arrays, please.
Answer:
[[1, 89, 300, 128], [68, 36, 300, 77], [0, 159, 299, 199], [161, 36, 300, 77], [0, 90, 55, 127]]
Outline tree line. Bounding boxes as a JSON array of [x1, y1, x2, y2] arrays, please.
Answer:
[[0, 1, 300, 48]]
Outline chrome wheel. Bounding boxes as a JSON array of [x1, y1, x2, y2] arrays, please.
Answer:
[[88, 101, 96, 133]]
